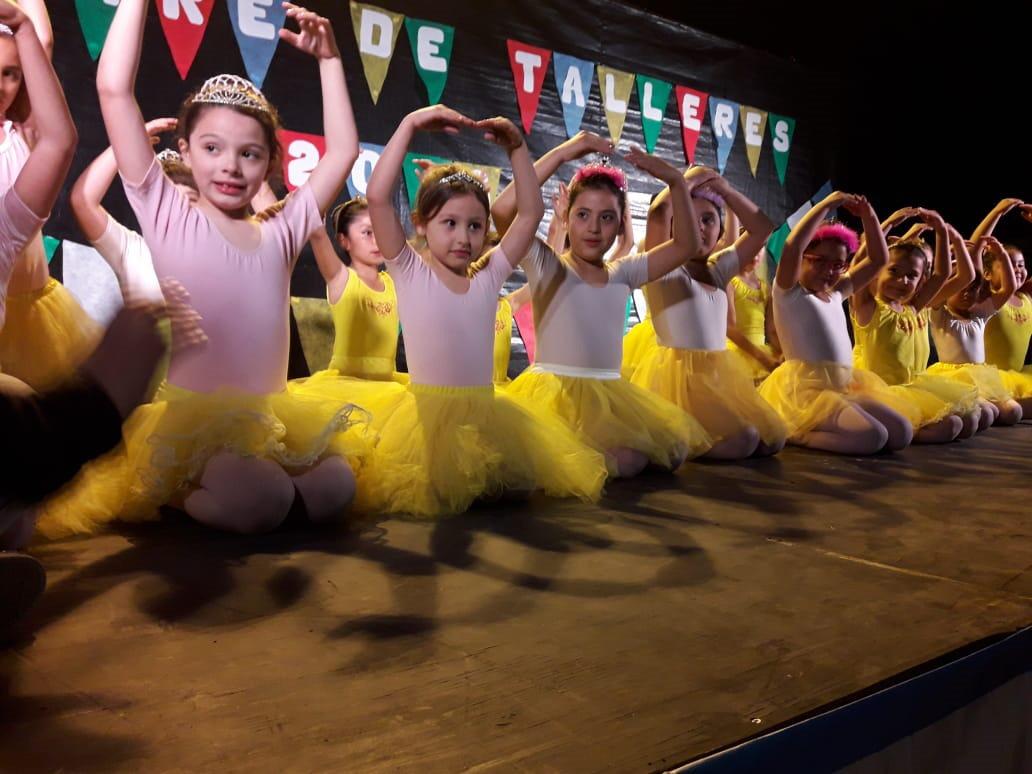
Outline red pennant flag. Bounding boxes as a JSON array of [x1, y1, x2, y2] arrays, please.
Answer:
[[277, 129, 326, 192], [675, 85, 709, 165], [506, 40, 551, 135], [158, 0, 214, 80]]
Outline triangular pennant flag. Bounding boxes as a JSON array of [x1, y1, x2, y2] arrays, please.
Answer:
[[597, 66, 635, 145], [506, 40, 551, 134], [347, 142, 386, 198], [769, 114, 796, 186], [786, 199, 811, 229], [402, 153, 503, 208], [157, 0, 214, 80], [403, 152, 450, 208], [350, 1, 405, 104], [708, 97, 739, 174], [766, 222, 790, 264], [228, 0, 286, 87], [74, 0, 118, 61], [404, 17, 454, 105], [552, 52, 594, 139], [278, 129, 327, 192], [635, 75, 672, 153], [811, 180, 833, 204], [43, 235, 60, 264], [674, 85, 708, 165], [512, 300, 536, 364], [739, 105, 768, 178]]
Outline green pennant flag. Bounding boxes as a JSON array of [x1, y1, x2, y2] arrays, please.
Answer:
[[75, 0, 118, 61], [403, 152, 451, 208], [43, 235, 60, 264], [766, 222, 790, 264], [769, 114, 796, 186], [635, 75, 672, 153], [404, 18, 455, 105], [402, 153, 503, 209]]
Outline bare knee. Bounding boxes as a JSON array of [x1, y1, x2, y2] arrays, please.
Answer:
[[993, 399, 1023, 426], [704, 426, 761, 461], [608, 447, 649, 478], [187, 453, 294, 533]]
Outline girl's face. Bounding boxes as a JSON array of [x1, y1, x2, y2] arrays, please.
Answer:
[[876, 249, 927, 304], [179, 107, 271, 216], [416, 192, 487, 275], [566, 188, 621, 263], [694, 199, 722, 256], [339, 212, 382, 268], [0, 37, 22, 119], [800, 240, 849, 294], [987, 248, 1027, 291]]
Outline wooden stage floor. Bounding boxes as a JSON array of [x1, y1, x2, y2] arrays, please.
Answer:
[[2, 427, 1030, 772]]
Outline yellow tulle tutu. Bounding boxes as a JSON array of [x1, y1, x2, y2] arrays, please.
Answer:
[[996, 366, 1032, 399], [621, 317, 656, 379], [305, 365, 409, 386], [631, 346, 787, 446], [925, 362, 1012, 403], [506, 366, 712, 474], [727, 340, 777, 382], [350, 383, 607, 518], [35, 382, 372, 539], [0, 278, 100, 390], [758, 360, 924, 439]]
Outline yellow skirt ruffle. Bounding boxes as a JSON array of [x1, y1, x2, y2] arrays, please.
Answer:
[[925, 362, 1012, 402], [621, 318, 656, 379], [727, 340, 776, 382], [507, 366, 712, 474], [758, 360, 924, 439], [995, 366, 1032, 399], [631, 346, 787, 446], [0, 278, 101, 391], [351, 383, 607, 518], [36, 382, 372, 539], [305, 365, 410, 386]]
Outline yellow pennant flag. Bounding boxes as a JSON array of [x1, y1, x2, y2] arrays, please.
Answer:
[[739, 105, 768, 177], [597, 66, 635, 145], [350, 1, 405, 104], [457, 162, 503, 202]]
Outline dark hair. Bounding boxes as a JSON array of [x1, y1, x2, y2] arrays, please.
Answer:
[[159, 157, 197, 190], [984, 243, 1022, 271], [413, 164, 490, 226], [330, 197, 370, 266], [176, 96, 282, 179], [566, 171, 626, 225]]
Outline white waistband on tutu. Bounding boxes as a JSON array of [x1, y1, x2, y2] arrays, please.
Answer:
[[533, 362, 622, 380]]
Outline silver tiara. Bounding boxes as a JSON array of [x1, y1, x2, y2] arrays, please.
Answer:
[[438, 171, 485, 191], [0, 24, 12, 36], [156, 149, 182, 165], [191, 74, 270, 114]]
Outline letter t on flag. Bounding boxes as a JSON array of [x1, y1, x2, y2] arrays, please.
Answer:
[[507, 40, 551, 134]]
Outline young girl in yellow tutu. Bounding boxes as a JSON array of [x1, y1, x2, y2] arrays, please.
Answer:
[[759, 192, 919, 454], [850, 208, 981, 441], [356, 105, 607, 517], [726, 248, 782, 382], [36, 1, 371, 538], [494, 132, 714, 477], [300, 196, 410, 384], [629, 172, 787, 459], [926, 235, 1023, 425], [0, 0, 99, 391], [970, 197, 1032, 415]]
